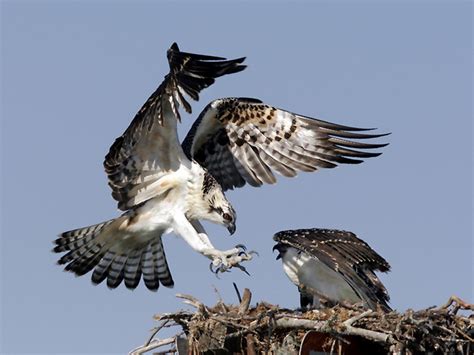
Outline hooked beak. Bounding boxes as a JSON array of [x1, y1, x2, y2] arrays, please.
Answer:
[[227, 222, 236, 236], [272, 244, 282, 260]]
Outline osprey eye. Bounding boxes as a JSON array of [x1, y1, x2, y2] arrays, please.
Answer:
[[222, 213, 232, 221]]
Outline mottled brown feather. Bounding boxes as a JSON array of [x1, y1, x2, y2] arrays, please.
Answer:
[[182, 98, 389, 191]]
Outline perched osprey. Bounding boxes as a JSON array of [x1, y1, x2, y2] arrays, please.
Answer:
[[54, 43, 388, 291], [273, 229, 391, 311]]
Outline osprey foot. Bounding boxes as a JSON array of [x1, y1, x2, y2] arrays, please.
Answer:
[[208, 246, 257, 276]]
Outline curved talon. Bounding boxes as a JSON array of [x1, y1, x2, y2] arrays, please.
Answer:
[[237, 250, 258, 259], [234, 244, 247, 251], [234, 264, 251, 276], [209, 260, 232, 277], [209, 262, 218, 274]]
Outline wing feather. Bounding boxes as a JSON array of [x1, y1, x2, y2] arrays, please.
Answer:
[[183, 98, 389, 190], [258, 149, 297, 178], [104, 44, 246, 210]]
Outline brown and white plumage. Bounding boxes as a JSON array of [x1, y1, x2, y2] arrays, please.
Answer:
[[273, 228, 391, 311], [54, 43, 248, 291], [182, 98, 388, 190]]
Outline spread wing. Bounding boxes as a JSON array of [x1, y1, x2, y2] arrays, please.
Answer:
[[104, 44, 246, 210], [182, 98, 389, 190], [273, 228, 391, 310]]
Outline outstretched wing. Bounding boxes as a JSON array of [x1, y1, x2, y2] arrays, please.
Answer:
[[273, 228, 391, 310], [104, 44, 246, 210], [182, 98, 389, 190]]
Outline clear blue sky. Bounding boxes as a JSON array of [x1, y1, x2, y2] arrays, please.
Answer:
[[1, 1, 472, 354]]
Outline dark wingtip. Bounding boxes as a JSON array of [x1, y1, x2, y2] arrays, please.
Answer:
[[57, 259, 66, 266], [233, 56, 246, 64], [228, 64, 247, 75], [369, 132, 391, 138], [170, 42, 179, 52]]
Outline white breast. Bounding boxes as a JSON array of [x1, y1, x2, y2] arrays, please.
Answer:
[[126, 163, 198, 235], [281, 247, 361, 305]]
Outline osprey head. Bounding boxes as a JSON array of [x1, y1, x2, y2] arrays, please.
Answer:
[[202, 172, 236, 235], [272, 242, 289, 260]]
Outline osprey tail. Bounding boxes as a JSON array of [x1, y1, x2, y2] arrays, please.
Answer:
[[53, 218, 174, 291]]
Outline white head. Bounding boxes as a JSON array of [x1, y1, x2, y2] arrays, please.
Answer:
[[196, 172, 236, 234]]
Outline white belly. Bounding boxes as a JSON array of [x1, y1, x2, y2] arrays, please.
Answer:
[[282, 247, 361, 305]]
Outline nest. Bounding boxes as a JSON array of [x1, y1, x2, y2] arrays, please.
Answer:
[[129, 290, 473, 355]]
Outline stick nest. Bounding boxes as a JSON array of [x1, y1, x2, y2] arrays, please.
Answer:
[[130, 291, 473, 354]]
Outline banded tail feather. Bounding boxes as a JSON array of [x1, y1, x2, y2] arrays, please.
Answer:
[[54, 218, 174, 291]]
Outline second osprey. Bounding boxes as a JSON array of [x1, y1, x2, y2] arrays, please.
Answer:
[[54, 43, 388, 291]]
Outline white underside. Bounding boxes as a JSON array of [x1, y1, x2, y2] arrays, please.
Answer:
[[102, 161, 220, 256], [281, 247, 361, 307]]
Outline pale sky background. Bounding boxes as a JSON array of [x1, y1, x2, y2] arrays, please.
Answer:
[[1, 1, 472, 354]]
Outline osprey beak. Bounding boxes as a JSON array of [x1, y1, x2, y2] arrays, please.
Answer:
[[227, 222, 236, 236], [272, 245, 282, 260]]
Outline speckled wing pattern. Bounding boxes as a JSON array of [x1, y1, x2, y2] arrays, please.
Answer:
[[104, 44, 246, 210], [182, 98, 389, 191], [273, 228, 391, 311]]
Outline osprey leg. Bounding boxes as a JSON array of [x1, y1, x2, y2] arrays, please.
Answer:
[[172, 213, 255, 273]]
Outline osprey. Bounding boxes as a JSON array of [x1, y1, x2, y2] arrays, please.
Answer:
[[273, 229, 391, 311], [54, 43, 388, 291]]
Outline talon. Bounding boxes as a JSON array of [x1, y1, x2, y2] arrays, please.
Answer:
[[234, 264, 251, 276], [238, 250, 248, 257], [234, 244, 247, 251], [209, 262, 217, 274]]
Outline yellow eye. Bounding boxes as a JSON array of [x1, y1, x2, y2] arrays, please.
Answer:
[[222, 213, 232, 221]]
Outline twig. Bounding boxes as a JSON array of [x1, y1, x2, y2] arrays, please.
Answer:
[[456, 328, 474, 343], [438, 295, 474, 313], [153, 349, 176, 355], [233, 282, 242, 303], [175, 293, 208, 316], [145, 320, 169, 347], [128, 336, 176, 355], [238, 288, 252, 315], [342, 310, 392, 344], [212, 284, 223, 303], [329, 338, 336, 354], [274, 317, 328, 330], [212, 284, 228, 313], [343, 310, 374, 327]]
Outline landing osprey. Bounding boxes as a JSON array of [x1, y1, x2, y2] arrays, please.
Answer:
[[54, 43, 388, 291], [273, 229, 391, 311]]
